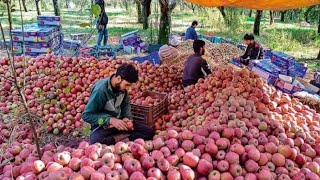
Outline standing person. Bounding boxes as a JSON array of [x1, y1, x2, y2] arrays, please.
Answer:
[[82, 64, 155, 145], [239, 33, 263, 66], [96, 0, 108, 47], [182, 40, 212, 87], [185, 20, 199, 40]]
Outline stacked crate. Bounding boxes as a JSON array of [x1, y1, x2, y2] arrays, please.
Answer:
[[11, 16, 63, 56]]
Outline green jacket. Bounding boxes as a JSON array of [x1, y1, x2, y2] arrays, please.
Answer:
[[82, 75, 133, 129]]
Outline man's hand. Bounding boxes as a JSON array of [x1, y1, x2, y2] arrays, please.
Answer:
[[123, 118, 134, 130], [98, 25, 103, 31], [110, 118, 128, 131]]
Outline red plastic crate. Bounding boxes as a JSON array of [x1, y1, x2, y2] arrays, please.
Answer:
[[130, 91, 168, 127]]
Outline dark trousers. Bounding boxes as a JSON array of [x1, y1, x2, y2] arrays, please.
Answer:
[[89, 121, 155, 145], [96, 25, 108, 47]]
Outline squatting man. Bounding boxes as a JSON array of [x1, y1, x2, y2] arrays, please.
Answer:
[[83, 64, 155, 145]]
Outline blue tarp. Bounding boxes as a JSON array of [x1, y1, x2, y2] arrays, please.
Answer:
[[131, 51, 160, 65]]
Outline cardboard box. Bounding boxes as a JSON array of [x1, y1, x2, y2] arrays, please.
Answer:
[[123, 45, 135, 54], [274, 78, 302, 94], [293, 78, 320, 94], [12, 42, 22, 53], [24, 41, 53, 53], [25, 52, 46, 57], [264, 49, 272, 59], [255, 59, 287, 76], [270, 51, 296, 69], [278, 74, 293, 84], [248, 60, 261, 70], [252, 66, 278, 85], [288, 62, 308, 78], [12, 28, 40, 42], [37, 16, 61, 26], [37, 27, 55, 42]]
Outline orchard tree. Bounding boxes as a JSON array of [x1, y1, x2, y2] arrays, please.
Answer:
[[254, 10, 263, 35], [158, 0, 176, 44], [135, 0, 143, 23], [35, 0, 41, 15], [141, 0, 152, 29], [280, 11, 286, 22], [53, 0, 60, 16]]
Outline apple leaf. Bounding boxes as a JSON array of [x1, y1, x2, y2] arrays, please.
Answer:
[[91, 4, 101, 17], [51, 99, 58, 105], [70, 74, 77, 81], [42, 122, 48, 132], [59, 78, 67, 84], [63, 86, 71, 94], [60, 103, 66, 113], [83, 124, 91, 136], [40, 99, 49, 104], [79, 22, 91, 27]]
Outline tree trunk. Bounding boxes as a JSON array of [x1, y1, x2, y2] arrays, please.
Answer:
[[65, 0, 70, 8], [318, 10, 320, 35], [112, 0, 117, 8], [280, 11, 286, 22], [135, 0, 143, 23], [191, 4, 195, 13], [158, 0, 176, 44], [180, 2, 184, 12], [141, 0, 152, 29], [304, 6, 314, 23], [53, 0, 60, 16], [249, 10, 252, 17], [142, 5, 149, 29], [270, 11, 274, 25], [218, 7, 226, 20], [158, 10, 170, 44], [35, 0, 41, 15], [124, 0, 129, 11], [240, 9, 244, 15], [289, 10, 293, 20], [22, 0, 28, 12], [254, 10, 263, 35]]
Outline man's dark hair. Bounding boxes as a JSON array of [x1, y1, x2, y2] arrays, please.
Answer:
[[116, 64, 139, 83], [192, 20, 198, 26], [244, 33, 254, 40], [193, 40, 205, 53]]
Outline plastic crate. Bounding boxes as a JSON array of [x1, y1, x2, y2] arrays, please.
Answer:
[[130, 91, 168, 127]]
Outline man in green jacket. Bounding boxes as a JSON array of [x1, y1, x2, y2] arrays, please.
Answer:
[[82, 64, 155, 145]]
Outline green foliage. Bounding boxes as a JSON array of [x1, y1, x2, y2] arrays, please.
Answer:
[[63, 86, 71, 94], [264, 27, 318, 45], [50, 99, 58, 105], [262, 29, 302, 52], [91, 4, 101, 17], [82, 123, 91, 136], [79, 22, 91, 27]]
